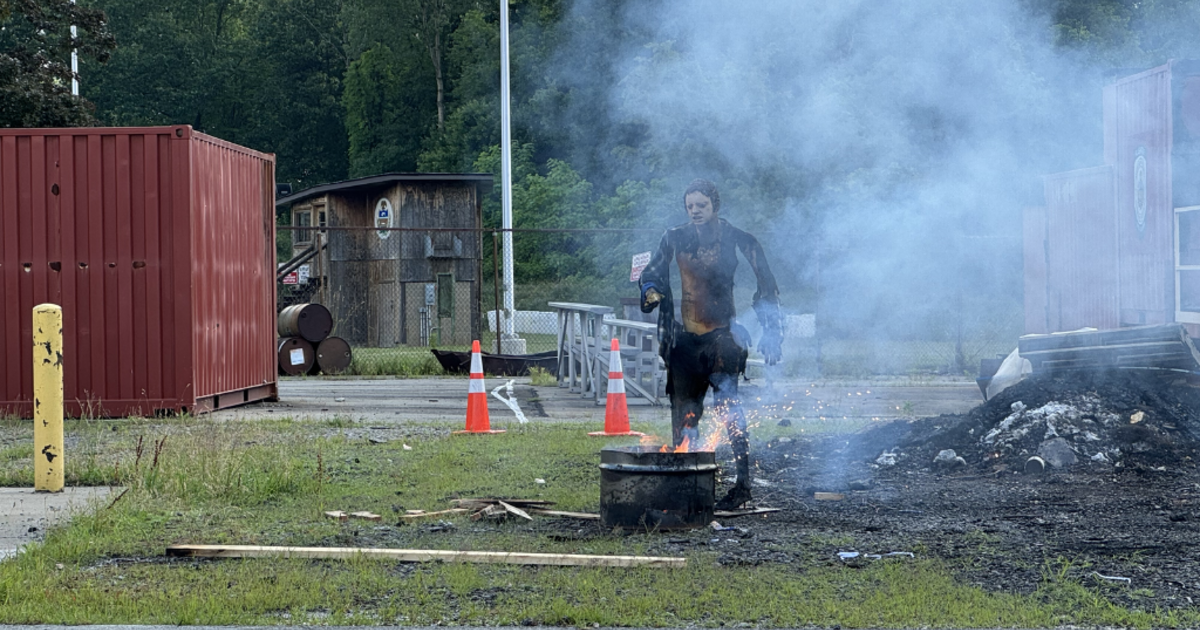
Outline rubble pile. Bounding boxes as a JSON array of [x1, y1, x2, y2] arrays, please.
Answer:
[[870, 370, 1200, 472]]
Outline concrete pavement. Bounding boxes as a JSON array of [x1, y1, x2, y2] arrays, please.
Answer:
[[0, 486, 114, 561]]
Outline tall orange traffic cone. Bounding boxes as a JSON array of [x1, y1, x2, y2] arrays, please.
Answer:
[[454, 340, 505, 434], [590, 338, 645, 437]]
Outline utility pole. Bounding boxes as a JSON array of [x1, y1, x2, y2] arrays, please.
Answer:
[[71, 0, 78, 96], [498, 0, 525, 354]]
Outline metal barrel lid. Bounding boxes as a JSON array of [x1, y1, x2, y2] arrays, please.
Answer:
[[277, 336, 315, 376], [277, 303, 333, 343], [315, 336, 352, 374]]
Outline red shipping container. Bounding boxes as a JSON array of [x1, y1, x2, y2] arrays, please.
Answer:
[[0, 126, 278, 417]]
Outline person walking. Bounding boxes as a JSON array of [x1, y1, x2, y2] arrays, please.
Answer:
[[639, 178, 784, 509]]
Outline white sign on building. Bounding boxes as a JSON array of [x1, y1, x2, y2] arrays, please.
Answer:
[[375, 198, 393, 240]]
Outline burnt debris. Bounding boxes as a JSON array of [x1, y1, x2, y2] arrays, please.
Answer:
[[862, 370, 1200, 472]]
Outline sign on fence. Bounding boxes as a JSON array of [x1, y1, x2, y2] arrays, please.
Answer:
[[630, 252, 651, 282]]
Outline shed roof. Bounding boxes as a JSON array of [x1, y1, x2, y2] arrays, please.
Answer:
[[277, 172, 494, 209]]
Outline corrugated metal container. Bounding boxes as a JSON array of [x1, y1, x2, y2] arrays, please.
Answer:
[[1040, 166, 1120, 332], [1105, 63, 1178, 326], [0, 126, 277, 417], [1023, 206, 1048, 334]]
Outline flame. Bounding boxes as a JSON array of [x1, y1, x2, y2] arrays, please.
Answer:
[[659, 435, 692, 453]]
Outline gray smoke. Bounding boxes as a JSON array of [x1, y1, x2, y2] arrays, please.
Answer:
[[562, 0, 1108, 368]]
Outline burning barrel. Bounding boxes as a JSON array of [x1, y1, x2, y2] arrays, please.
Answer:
[[599, 445, 716, 530], [277, 303, 333, 344]]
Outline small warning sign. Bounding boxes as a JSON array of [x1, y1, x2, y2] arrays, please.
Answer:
[[630, 251, 651, 282]]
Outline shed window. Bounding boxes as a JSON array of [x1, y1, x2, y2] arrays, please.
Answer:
[[295, 210, 312, 244]]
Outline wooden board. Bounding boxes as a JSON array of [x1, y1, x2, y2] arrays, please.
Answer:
[[713, 507, 781, 518], [166, 544, 684, 568], [452, 498, 555, 508], [498, 501, 533, 520], [528, 508, 601, 520], [397, 508, 469, 520]]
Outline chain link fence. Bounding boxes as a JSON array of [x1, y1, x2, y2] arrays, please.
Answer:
[[276, 227, 1025, 378]]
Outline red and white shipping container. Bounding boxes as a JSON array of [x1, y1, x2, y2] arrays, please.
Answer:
[[0, 126, 278, 417], [1029, 166, 1119, 333], [1029, 61, 1200, 336]]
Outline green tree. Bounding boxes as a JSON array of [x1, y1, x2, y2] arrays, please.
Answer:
[[343, 43, 434, 175], [244, 0, 350, 187], [85, 0, 261, 132], [0, 0, 115, 127], [86, 0, 349, 186]]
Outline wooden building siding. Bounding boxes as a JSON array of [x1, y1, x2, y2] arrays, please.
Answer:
[[294, 177, 484, 347]]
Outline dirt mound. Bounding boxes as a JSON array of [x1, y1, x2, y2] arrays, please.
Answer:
[[865, 370, 1200, 473]]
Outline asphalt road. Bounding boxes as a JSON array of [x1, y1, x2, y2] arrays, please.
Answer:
[[206, 376, 983, 426]]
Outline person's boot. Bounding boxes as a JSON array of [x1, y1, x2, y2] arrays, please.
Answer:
[[716, 480, 752, 510], [716, 455, 753, 510]]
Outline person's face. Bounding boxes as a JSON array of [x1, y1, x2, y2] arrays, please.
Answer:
[[685, 192, 716, 225]]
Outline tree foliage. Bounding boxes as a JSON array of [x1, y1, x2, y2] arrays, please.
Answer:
[[52, 0, 1200, 312], [0, 0, 115, 127]]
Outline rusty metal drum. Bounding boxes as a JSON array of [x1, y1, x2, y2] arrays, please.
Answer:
[[315, 336, 352, 375], [277, 303, 333, 343], [277, 337, 315, 376], [599, 445, 716, 530]]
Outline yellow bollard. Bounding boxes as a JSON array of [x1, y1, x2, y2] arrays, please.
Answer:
[[33, 304, 64, 492]]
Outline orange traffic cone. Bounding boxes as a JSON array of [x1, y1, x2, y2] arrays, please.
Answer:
[[590, 338, 645, 437], [454, 340, 505, 434]]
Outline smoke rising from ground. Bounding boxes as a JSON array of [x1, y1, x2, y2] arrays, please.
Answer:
[[561, 0, 1111, 358]]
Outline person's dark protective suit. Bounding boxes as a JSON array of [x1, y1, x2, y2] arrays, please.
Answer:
[[639, 196, 783, 509]]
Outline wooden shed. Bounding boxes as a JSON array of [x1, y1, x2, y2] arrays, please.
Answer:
[[277, 173, 492, 347]]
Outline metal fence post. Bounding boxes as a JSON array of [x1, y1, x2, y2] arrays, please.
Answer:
[[33, 304, 64, 492], [493, 231, 502, 354]]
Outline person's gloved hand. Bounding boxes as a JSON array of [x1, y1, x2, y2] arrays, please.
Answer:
[[641, 282, 663, 312], [758, 328, 783, 366]]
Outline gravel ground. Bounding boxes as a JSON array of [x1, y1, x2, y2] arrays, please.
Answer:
[[324, 370, 1200, 611]]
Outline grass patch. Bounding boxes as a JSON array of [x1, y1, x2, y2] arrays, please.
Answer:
[[528, 367, 557, 387], [337, 333, 560, 377], [344, 349, 445, 376], [0, 418, 1194, 627]]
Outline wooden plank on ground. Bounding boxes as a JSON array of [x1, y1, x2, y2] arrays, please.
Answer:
[[713, 507, 781, 518], [324, 511, 348, 521], [498, 501, 533, 521], [452, 498, 555, 508], [528, 508, 601, 520], [350, 511, 382, 522], [166, 545, 685, 568], [397, 508, 469, 520]]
